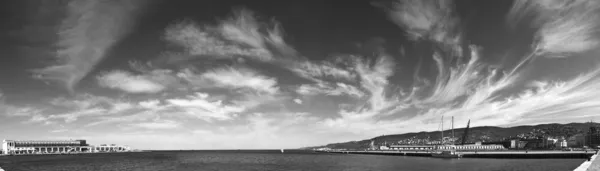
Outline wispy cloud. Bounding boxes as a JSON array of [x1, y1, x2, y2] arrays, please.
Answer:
[[85, 109, 159, 128], [32, 0, 148, 93], [291, 61, 357, 82], [45, 94, 135, 123], [374, 0, 461, 48], [200, 67, 279, 94], [296, 81, 365, 98], [97, 70, 170, 93], [166, 92, 245, 122], [507, 0, 600, 56], [50, 108, 106, 123], [314, 52, 406, 136], [4, 107, 42, 117], [313, 0, 600, 138], [163, 8, 295, 63], [1, 90, 53, 124], [84, 91, 275, 128], [26, 114, 53, 125], [413, 46, 516, 108], [126, 120, 181, 129], [164, 21, 270, 61], [392, 66, 600, 130], [139, 100, 161, 109], [291, 57, 368, 98], [50, 129, 69, 133]]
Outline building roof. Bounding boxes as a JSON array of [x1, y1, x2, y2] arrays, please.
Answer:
[[4, 140, 85, 142]]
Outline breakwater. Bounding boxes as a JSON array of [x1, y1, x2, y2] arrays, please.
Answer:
[[573, 151, 600, 171], [321, 150, 596, 159]]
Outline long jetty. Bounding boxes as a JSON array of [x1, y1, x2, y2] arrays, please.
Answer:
[[322, 150, 596, 159], [574, 150, 600, 171]]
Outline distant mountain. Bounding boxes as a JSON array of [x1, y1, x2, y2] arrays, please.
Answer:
[[302, 122, 599, 150]]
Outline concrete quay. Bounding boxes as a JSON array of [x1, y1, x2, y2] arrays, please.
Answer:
[[323, 150, 596, 159], [574, 151, 600, 171]]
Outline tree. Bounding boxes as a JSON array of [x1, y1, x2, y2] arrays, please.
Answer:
[[560, 126, 579, 138]]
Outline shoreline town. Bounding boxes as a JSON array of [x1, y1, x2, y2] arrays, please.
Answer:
[[311, 119, 600, 170]]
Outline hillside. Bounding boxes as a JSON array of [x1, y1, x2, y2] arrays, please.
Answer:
[[303, 122, 599, 150]]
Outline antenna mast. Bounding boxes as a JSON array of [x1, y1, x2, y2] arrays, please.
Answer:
[[441, 115, 444, 145], [452, 116, 455, 145]]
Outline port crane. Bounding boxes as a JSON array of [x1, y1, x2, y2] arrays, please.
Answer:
[[461, 120, 471, 145]]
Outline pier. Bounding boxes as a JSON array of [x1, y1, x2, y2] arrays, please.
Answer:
[[322, 150, 597, 159], [574, 151, 600, 171]]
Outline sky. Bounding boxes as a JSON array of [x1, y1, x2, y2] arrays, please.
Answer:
[[1, 0, 600, 150]]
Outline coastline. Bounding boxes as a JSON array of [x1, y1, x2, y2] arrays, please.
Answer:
[[321, 150, 596, 159]]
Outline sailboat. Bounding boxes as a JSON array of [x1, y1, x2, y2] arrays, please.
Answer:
[[432, 116, 462, 158]]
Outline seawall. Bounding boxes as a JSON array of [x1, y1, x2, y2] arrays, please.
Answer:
[[324, 150, 596, 159]]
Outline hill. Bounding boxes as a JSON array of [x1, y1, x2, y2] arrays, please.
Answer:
[[302, 122, 599, 150]]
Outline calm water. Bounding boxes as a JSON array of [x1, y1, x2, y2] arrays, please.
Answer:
[[0, 150, 585, 171]]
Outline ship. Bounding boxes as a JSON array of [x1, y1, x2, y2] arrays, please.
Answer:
[[431, 116, 463, 158]]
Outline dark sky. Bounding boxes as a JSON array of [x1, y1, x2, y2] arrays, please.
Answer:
[[0, 0, 521, 97]]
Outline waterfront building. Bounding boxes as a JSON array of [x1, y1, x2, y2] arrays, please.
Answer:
[[559, 140, 568, 148], [450, 144, 504, 151], [314, 147, 332, 151], [568, 133, 599, 148], [388, 145, 434, 151], [569, 135, 585, 147], [388, 144, 505, 151], [2, 139, 91, 155], [2, 139, 131, 155], [586, 126, 600, 148], [94, 144, 131, 152], [510, 140, 527, 149]]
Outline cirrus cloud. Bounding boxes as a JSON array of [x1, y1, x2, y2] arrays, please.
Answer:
[[32, 0, 148, 93], [97, 70, 167, 93]]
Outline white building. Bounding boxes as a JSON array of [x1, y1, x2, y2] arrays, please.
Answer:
[[389, 144, 505, 151], [94, 144, 131, 152], [2, 139, 91, 155], [2, 139, 131, 155], [452, 144, 505, 151], [559, 140, 568, 148]]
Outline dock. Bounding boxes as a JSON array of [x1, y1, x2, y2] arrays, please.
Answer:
[[574, 151, 600, 171], [322, 150, 597, 159]]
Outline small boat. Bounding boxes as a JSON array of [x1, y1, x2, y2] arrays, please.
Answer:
[[431, 150, 462, 158], [281, 149, 284, 153]]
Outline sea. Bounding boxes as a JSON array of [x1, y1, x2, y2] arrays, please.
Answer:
[[0, 150, 586, 171]]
